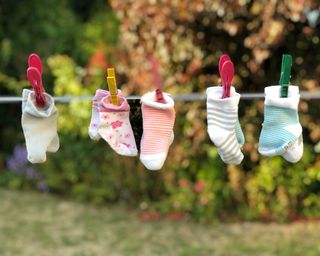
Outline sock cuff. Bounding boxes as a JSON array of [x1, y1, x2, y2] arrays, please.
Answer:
[[94, 89, 109, 99], [22, 89, 57, 117], [206, 86, 240, 111], [265, 85, 299, 97], [265, 85, 300, 110], [141, 91, 174, 109], [99, 94, 130, 112]]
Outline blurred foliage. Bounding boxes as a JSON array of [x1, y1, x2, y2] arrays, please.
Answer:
[[0, 0, 320, 222]]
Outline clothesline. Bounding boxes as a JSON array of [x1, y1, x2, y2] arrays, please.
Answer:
[[1, 91, 320, 104]]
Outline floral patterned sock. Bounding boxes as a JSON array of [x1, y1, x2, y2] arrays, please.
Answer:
[[98, 92, 137, 156], [88, 89, 109, 141]]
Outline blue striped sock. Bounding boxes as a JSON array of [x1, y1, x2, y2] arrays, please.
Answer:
[[259, 105, 300, 156]]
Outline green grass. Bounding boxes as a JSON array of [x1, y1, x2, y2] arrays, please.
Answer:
[[0, 189, 320, 256]]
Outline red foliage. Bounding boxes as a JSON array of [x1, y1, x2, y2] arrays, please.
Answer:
[[166, 211, 186, 221], [194, 180, 206, 193], [139, 211, 162, 221], [178, 178, 191, 188], [88, 44, 109, 70]]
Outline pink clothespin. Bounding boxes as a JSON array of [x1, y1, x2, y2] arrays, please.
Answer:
[[155, 88, 165, 102], [219, 54, 234, 99], [150, 56, 166, 103], [27, 53, 46, 107]]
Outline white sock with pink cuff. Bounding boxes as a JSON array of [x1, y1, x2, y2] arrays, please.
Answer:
[[140, 91, 175, 170]]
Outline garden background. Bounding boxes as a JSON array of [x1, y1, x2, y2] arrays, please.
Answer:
[[0, 1, 320, 253]]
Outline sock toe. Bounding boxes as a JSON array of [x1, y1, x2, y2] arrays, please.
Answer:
[[47, 136, 60, 153], [116, 143, 138, 157], [89, 130, 101, 141], [140, 153, 167, 170], [282, 135, 303, 163], [28, 153, 47, 164]]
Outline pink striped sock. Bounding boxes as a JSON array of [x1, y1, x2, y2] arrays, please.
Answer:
[[140, 91, 175, 170]]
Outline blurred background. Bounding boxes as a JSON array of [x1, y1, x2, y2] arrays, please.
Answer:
[[0, 0, 320, 255]]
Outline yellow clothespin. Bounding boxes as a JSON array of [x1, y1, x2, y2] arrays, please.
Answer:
[[107, 68, 119, 105]]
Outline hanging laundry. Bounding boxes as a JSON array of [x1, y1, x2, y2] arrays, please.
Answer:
[[98, 92, 138, 156], [258, 54, 303, 163], [206, 55, 245, 165], [140, 90, 175, 170], [22, 54, 59, 163], [89, 68, 137, 157], [258, 86, 303, 162], [138, 57, 176, 170]]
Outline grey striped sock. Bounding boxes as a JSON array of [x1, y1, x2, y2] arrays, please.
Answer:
[[206, 86, 244, 165]]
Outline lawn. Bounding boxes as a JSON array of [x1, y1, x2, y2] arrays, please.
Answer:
[[0, 189, 319, 256]]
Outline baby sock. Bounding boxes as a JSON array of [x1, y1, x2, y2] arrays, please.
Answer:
[[88, 89, 109, 141], [21, 89, 59, 163], [140, 91, 175, 170], [98, 92, 137, 157], [206, 86, 244, 165], [258, 85, 303, 162]]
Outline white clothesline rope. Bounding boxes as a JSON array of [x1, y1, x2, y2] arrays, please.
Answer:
[[0, 91, 320, 103]]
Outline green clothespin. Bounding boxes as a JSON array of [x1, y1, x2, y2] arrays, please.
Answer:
[[279, 54, 292, 98]]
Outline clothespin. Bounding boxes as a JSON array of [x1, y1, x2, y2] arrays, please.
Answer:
[[279, 54, 292, 98], [155, 88, 165, 102], [150, 56, 166, 103], [219, 54, 234, 99], [106, 68, 119, 105], [27, 53, 46, 108]]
